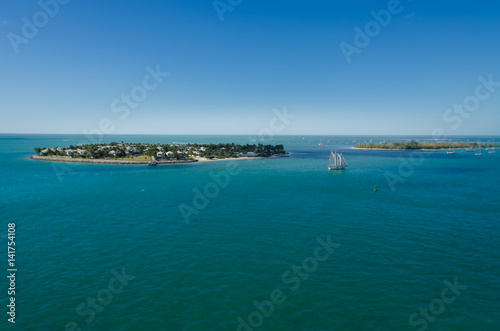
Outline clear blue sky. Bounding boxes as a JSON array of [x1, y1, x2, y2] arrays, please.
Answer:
[[1, 0, 499, 135]]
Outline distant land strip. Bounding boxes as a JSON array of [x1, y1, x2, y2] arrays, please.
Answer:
[[354, 140, 499, 150]]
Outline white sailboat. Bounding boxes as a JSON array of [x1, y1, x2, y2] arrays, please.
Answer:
[[447, 147, 456, 155], [488, 142, 496, 153], [328, 149, 348, 170]]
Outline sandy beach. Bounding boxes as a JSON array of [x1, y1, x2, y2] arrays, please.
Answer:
[[29, 156, 198, 165], [196, 154, 289, 163]]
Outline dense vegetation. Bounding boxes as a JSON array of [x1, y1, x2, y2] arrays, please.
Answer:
[[354, 140, 499, 150], [34, 142, 287, 160]]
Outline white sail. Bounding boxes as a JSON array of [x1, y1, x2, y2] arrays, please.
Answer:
[[328, 152, 337, 167], [340, 154, 348, 167], [328, 151, 336, 167], [328, 150, 348, 170]]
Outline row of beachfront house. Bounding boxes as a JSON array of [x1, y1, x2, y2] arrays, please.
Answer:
[[39, 144, 261, 159], [40, 148, 87, 156]]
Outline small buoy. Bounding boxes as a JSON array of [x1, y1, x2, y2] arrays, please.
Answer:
[[373, 185, 378, 192]]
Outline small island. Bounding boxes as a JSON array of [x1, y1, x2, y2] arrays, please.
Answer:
[[354, 140, 499, 150], [30, 142, 288, 165]]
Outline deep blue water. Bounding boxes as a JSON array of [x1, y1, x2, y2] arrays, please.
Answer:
[[1, 135, 499, 331]]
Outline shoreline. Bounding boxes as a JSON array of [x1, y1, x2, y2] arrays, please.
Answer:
[[29, 154, 289, 165], [29, 156, 198, 165]]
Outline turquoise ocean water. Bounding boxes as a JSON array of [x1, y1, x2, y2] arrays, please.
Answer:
[[1, 135, 499, 331]]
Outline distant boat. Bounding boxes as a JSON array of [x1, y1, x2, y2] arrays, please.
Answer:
[[328, 149, 348, 170], [447, 147, 456, 155], [465, 148, 474, 152], [489, 148, 496, 154], [475, 149, 483, 156], [326, 139, 330, 145], [318, 139, 323, 146]]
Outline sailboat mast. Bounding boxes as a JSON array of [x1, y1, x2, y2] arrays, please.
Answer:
[[328, 148, 348, 170]]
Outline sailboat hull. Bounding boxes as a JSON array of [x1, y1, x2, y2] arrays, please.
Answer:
[[328, 166, 347, 170], [328, 150, 348, 170]]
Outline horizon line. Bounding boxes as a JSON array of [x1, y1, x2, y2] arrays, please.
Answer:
[[1, 133, 500, 137]]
